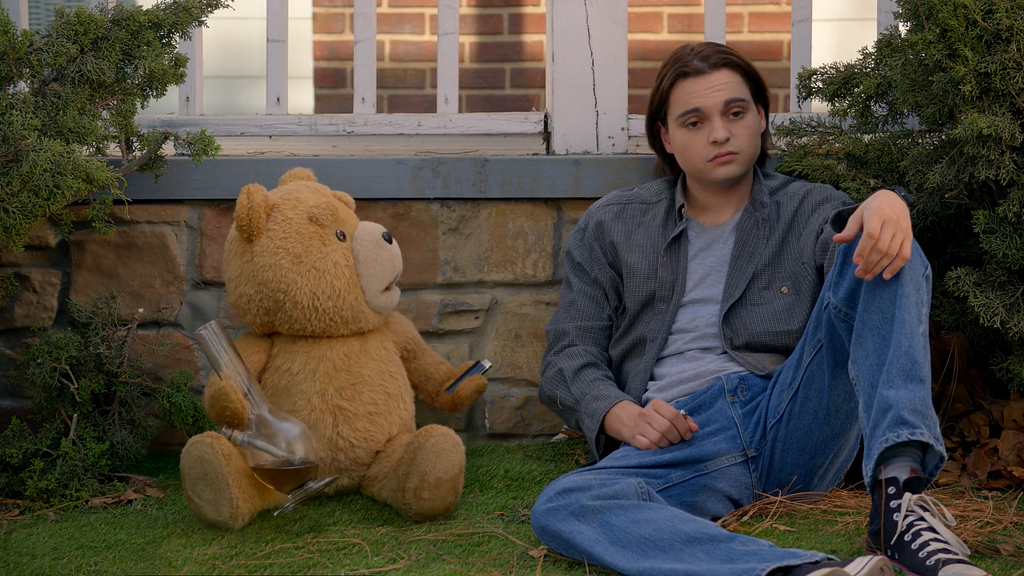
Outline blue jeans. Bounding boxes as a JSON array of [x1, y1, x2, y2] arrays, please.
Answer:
[[530, 240, 946, 576]]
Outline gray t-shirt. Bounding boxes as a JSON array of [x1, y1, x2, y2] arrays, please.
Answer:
[[643, 206, 752, 405]]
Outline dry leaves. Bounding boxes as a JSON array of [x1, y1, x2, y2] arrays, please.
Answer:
[[88, 490, 143, 507], [950, 414, 1024, 489], [720, 485, 1024, 558], [87, 475, 167, 507], [930, 327, 1024, 490], [115, 473, 167, 497], [1006, 399, 1024, 430]]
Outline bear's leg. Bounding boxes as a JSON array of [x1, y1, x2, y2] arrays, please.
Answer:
[[180, 431, 289, 530], [361, 424, 466, 521]]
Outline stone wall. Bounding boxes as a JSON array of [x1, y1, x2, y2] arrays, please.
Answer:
[[0, 198, 596, 446], [312, 0, 796, 114]]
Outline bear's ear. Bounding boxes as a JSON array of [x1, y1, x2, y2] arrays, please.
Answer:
[[278, 167, 318, 187], [235, 183, 272, 243], [334, 191, 356, 211]]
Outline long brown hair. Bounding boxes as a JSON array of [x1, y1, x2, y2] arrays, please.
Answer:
[[646, 42, 774, 177]]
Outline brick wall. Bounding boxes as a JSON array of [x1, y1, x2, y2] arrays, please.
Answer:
[[626, 0, 794, 114], [312, 0, 793, 115]]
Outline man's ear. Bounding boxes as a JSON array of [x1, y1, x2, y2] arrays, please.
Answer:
[[759, 105, 766, 134], [235, 183, 272, 243], [660, 123, 674, 154]]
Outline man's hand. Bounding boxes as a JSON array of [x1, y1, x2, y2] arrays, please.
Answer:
[[833, 189, 912, 281], [602, 399, 700, 450]]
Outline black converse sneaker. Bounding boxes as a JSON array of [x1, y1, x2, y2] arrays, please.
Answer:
[[867, 476, 989, 576], [781, 555, 894, 576]]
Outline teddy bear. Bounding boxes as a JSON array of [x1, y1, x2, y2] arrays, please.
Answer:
[[178, 167, 488, 530]]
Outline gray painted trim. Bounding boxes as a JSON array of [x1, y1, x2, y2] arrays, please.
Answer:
[[119, 156, 660, 200]]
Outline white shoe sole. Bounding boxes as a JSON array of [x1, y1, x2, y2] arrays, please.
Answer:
[[889, 557, 990, 576], [809, 556, 894, 576]]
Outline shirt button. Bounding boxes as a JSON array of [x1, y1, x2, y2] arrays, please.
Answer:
[[780, 286, 789, 294]]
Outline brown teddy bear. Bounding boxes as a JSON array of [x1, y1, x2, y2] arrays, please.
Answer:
[[179, 167, 488, 530]]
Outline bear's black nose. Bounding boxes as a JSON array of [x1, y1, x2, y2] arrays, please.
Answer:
[[382, 231, 393, 245]]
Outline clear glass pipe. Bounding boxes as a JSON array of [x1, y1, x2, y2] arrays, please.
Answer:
[[195, 320, 337, 513]]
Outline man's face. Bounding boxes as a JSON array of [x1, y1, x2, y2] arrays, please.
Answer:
[[659, 69, 766, 188]]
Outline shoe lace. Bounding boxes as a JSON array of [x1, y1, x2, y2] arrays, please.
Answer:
[[890, 492, 972, 564]]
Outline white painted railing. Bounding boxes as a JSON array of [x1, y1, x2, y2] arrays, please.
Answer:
[[266, 0, 288, 115], [2, 0, 899, 156], [3, 0, 26, 29]]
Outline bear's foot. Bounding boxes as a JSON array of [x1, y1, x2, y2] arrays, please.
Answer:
[[362, 424, 466, 521], [180, 431, 288, 530]]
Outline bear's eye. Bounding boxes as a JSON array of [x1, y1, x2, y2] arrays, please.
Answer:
[[336, 230, 347, 242]]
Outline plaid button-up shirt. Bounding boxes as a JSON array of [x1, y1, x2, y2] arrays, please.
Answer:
[[540, 167, 858, 462]]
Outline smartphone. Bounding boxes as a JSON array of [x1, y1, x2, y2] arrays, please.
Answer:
[[444, 359, 492, 393]]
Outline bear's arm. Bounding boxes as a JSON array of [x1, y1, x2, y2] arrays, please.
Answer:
[[203, 332, 274, 429], [386, 312, 487, 413]]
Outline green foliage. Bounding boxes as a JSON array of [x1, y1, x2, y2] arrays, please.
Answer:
[[0, 292, 213, 507], [0, 270, 18, 308], [0, 0, 228, 254], [775, 0, 1024, 391]]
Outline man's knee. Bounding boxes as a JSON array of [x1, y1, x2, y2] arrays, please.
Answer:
[[531, 474, 580, 534], [833, 236, 930, 280], [531, 471, 630, 537], [531, 478, 565, 540]]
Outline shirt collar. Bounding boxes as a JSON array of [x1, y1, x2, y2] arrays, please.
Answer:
[[674, 175, 686, 219], [674, 166, 769, 220]]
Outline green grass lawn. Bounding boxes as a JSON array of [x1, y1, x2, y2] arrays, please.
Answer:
[[1, 440, 1020, 575]]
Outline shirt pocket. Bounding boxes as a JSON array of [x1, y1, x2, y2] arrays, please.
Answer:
[[735, 263, 822, 352], [743, 261, 821, 305]]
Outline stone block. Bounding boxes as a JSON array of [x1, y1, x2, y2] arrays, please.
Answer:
[[556, 200, 595, 279], [429, 340, 471, 365], [483, 383, 564, 437], [121, 204, 191, 224], [190, 362, 211, 396], [26, 219, 59, 248], [0, 268, 62, 329], [130, 330, 200, 388], [354, 201, 441, 288], [147, 423, 189, 451], [69, 203, 191, 225], [395, 292, 494, 333], [561, 200, 594, 230], [4, 373, 36, 400], [415, 398, 468, 431], [197, 204, 235, 284], [395, 294, 437, 333], [0, 398, 34, 435], [176, 287, 224, 336], [484, 290, 559, 382], [0, 249, 60, 267], [437, 201, 557, 284], [69, 226, 187, 323], [439, 294, 495, 332], [1, 338, 38, 398], [413, 340, 477, 432], [218, 293, 247, 330]]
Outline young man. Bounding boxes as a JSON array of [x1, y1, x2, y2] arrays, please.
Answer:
[[531, 42, 987, 576]]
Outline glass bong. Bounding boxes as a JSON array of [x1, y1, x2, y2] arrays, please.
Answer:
[[195, 320, 338, 516]]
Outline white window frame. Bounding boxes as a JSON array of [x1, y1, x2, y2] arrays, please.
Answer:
[[2, 0, 900, 157]]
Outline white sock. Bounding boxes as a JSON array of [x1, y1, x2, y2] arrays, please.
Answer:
[[875, 441, 925, 484]]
